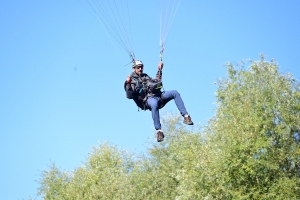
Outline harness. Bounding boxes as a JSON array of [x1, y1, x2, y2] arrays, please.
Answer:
[[131, 76, 163, 111]]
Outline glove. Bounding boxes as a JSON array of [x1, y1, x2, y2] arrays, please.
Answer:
[[126, 75, 131, 84], [158, 62, 164, 70]]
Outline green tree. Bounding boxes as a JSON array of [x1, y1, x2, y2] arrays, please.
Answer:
[[38, 143, 135, 199], [203, 56, 300, 199], [36, 56, 300, 199]]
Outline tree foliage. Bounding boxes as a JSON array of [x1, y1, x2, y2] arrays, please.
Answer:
[[36, 57, 300, 199]]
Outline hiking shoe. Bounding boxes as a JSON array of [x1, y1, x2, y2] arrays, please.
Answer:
[[183, 115, 194, 125], [157, 130, 164, 142]]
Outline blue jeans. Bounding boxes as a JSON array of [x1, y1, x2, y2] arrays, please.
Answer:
[[146, 90, 188, 130]]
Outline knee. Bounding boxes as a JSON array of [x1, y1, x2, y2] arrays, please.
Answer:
[[171, 90, 180, 96], [150, 103, 159, 110], [147, 99, 159, 110]]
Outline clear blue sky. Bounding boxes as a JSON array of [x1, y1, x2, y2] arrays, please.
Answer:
[[1, 1, 299, 199]]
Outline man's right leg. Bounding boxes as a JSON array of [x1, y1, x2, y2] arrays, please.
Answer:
[[147, 96, 161, 130], [147, 96, 164, 142]]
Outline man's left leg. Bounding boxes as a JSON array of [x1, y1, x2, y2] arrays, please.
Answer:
[[161, 90, 194, 125]]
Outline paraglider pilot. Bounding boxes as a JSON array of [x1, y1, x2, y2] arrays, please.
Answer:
[[124, 60, 193, 142]]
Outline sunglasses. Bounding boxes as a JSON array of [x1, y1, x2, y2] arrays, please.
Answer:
[[134, 65, 143, 69]]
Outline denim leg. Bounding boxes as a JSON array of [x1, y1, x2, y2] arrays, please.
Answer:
[[161, 90, 188, 116], [147, 96, 161, 130]]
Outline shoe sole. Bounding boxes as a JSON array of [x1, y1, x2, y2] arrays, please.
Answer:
[[184, 121, 194, 125]]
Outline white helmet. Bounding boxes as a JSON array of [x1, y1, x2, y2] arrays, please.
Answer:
[[133, 60, 143, 67]]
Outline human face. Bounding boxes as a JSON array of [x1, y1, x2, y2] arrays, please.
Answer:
[[133, 65, 143, 75]]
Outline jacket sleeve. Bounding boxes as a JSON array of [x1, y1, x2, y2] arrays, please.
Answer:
[[124, 81, 136, 99], [156, 70, 162, 82]]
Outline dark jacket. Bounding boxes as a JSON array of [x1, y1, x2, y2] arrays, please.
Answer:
[[124, 70, 162, 110]]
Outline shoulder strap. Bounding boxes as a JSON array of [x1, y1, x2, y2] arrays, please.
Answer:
[[131, 77, 139, 89], [132, 77, 146, 94]]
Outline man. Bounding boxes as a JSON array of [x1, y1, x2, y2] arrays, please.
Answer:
[[124, 60, 193, 142]]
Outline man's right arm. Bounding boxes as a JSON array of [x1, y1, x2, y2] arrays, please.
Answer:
[[124, 76, 135, 99]]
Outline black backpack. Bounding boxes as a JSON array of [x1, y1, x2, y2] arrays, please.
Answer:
[[131, 77, 163, 95], [147, 79, 163, 95]]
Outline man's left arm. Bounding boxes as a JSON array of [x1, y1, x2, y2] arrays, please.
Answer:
[[156, 62, 163, 81]]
